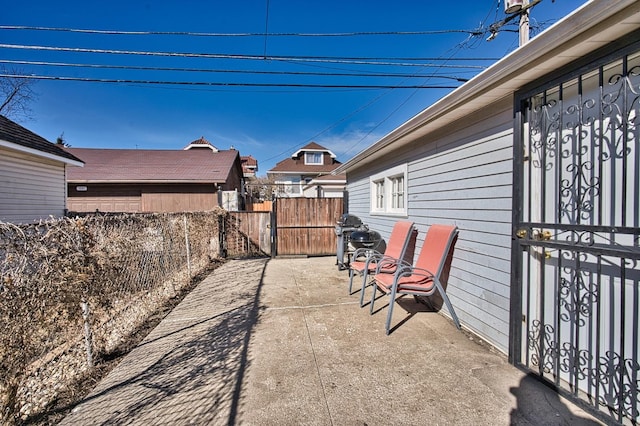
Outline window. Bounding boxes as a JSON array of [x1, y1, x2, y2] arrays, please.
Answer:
[[275, 177, 302, 196], [374, 180, 385, 210], [305, 152, 323, 165], [370, 164, 408, 216], [390, 176, 404, 209], [287, 177, 301, 195], [289, 180, 301, 194]]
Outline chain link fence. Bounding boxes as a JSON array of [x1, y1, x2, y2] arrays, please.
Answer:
[[0, 209, 264, 424]]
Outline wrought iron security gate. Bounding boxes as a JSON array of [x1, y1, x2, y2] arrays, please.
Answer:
[[511, 41, 640, 424]]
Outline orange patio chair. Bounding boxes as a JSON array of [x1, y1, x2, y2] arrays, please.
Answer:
[[348, 220, 415, 307], [370, 224, 460, 335]]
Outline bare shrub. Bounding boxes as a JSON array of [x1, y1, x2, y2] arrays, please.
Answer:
[[0, 209, 260, 425]]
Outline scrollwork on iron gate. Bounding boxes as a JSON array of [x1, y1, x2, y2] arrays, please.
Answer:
[[592, 351, 640, 420], [518, 47, 640, 424], [559, 252, 598, 326]]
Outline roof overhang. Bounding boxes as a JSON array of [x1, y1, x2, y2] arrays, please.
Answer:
[[267, 170, 311, 175], [0, 140, 85, 167], [306, 178, 346, 184], [291, 147, 337, 159], [68, 180, 224, 184], [333, 0, 640, 175]]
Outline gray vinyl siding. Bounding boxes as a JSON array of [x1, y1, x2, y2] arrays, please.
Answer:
[[345, 98, 514, 353], [0, 148, 67, 223]]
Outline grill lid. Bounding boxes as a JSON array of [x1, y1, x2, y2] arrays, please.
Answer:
[[337, 214, 362, 228], [350, 230, 381, 243]]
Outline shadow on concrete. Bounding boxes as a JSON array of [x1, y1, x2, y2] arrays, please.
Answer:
[[58, 258, 269, 426], [509, 373, 603, 425], [367, 293, 441, 334]]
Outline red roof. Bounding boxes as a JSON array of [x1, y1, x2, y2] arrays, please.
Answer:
[[184, 136, 218, 151], [66, 147, 239, 183], [298, 141, 328, 151], [241, 155, 258, 166]]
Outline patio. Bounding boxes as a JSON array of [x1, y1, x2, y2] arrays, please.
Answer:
[[59, 256, 602, 425]]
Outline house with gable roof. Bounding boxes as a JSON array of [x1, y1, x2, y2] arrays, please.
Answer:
[[267, 142, 346, 198], [0, 115, 84, 223], [65, 137, 245, 213]]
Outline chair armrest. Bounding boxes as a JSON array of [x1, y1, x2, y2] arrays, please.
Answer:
[[375, 256, 411, 274], [353, 249, 388, 270], [396, 266, 436, 280], [352, 247, 383, 260]]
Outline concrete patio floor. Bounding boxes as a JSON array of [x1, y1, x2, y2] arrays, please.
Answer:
[[59, 256, 603, 425]]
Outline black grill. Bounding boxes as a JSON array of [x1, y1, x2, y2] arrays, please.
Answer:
[[335, 214, 368, 270], [349, 230, 382, 250]]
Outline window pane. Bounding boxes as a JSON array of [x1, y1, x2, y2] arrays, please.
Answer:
[[305, 152, 322, 164], [375, 180, 384, 209], [390, 176, 404, 209]]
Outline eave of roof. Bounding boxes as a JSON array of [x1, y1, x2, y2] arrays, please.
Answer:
[[290, 142, 337, 159], [0, 140, 85, 167], [333, 0, 640, 175], [267, 159, 342, 174], [0, 115, 84, 166]]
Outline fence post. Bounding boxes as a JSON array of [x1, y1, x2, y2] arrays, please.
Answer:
[[81, 300, 94, 367], [270, 197, 277, 258], [183, 215, 192, 277], [218, 214, 227, 258]]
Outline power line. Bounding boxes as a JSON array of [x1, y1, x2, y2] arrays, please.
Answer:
[[263, 0, 270, 58], [0, 43, 495, 68], [0, 25, 485, 38], [0, 59, 471, 81], [0, 19, 500, 165], [1, 73, 461, 89], [338, 0, 503, 158]]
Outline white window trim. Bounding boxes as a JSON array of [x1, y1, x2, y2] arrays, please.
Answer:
[[369, 164, 408, 216], [275, 177, 303, 197], [304, 151, 324, 165]]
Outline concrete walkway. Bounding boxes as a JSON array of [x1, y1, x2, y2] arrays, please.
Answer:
[[60, 257, 603, 425]]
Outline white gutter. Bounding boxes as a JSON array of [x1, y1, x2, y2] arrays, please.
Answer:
[[0, 139, 84, 167], [334, 0, 640, 174]]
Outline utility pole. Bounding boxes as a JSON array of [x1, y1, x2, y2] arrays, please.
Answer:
[[519, 0, 530, 46], [491, 0, 540, 45]]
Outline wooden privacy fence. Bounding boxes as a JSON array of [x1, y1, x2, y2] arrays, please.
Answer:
[[274, 197, 343, 256], [248, 200, 273, 212], [228, 211, 272, 256], [230, 198, 344, 257]]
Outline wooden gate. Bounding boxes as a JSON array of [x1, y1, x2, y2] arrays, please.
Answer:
[[228, 211, 272, 256], [275, 198, 343, 256]]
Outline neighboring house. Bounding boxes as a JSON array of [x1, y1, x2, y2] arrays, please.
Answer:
[[334, 1, 640, 422], [267, 142, 346, 198], [241, 155, 258, 179], [0, 115, 84, 223], [66, 137, 244, 213]]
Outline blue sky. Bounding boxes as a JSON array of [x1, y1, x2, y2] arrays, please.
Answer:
[[2, 0, 587, 174]]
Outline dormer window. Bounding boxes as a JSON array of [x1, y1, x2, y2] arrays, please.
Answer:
[[305, 152, 323, 165]]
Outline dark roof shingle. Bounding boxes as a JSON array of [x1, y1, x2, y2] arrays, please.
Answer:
[[65, 147, 239, 183], [0, 115, 83, 163], [268, 158, 341, 174]]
